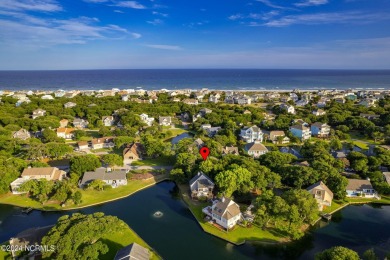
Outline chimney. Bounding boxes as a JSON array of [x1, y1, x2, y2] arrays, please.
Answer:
[[221, 197, 225, 203]]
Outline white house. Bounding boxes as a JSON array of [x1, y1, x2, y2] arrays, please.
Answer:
[[244, 141, 268, 158], [102, 116, 115, 127], [140, 114, 154, 126], [56, 127, 75, 139], [240, 126, 263, 143], [280, 104, 295, 114], [79, 168, 128, 188], [312, 109, 326, 116], [159, 116, 172, 126], [346, 179, 377, 198], [64, 102, 77, 108], [189, 172, 214, 199], [311, 122, 331, 138], [32, 109, 46, 119], [41, 94, 54, 100], [206, 197, 242, 230]]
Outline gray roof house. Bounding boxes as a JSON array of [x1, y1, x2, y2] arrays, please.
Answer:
[[346, 179, 377, 198], [189, 172, 214, 199], [244, 141, 268, 158], [114, 242, 150, 260], [79, 168, 128, 188]]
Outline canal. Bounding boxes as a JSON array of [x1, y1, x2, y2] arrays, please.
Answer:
[[0, 181, 389, 259]]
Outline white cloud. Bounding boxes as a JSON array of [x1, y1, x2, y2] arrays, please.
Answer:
[[145, 44, 182, 50], [295, 0, 328, 7], [263, 11, 390, 27], [131, 32, 142, 38], [152, 11, 168, 17], [228, 14, 243, 21], [229, 11, 279, 21], [113, 9, 124, 13], [0, 0, 62, 12], [147, 19, 163, 25], [256, 0, 287, 9], [84, 0, 109, 3], [113, 1, 146, 9]]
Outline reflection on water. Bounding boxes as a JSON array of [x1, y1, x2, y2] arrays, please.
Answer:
[[0, 182, 389, 260]]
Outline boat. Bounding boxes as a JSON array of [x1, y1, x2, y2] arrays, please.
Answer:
[[321, 213, 332, 221], [22, 207, 33, 214]]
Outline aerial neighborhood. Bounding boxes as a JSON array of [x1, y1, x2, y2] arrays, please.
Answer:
[[0, 87, 390, 259]]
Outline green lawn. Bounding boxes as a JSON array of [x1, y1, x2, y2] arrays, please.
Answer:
[[0, 175, 169, 211], [322, 200, 348, 214], [0, 242, 12, 260], [351, 140, 369, 150], [131, 156, 174, 166], [101, 225, 160, 260], [178, 185, 285, 245]]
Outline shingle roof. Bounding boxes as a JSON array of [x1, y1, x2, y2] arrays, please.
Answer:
[[114, 242, 150, 260], [244, 142, 268, 152], [189, 172, 214, 189], [212, 198, 241, 220], [306, 181, 334, 199], [79, 168, 127, 186], [346, 179, 373, 191]]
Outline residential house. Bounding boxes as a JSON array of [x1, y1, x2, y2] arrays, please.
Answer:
[[56, 128, 75, 139], [32, 109, 46, 119], [64, 102, 76, 108], [79, 168, 128, 188], [346, 179, 377, 198], [114, 243, 150, 260], [290, 124, 311, 141], [159, 116, 172, 126], [140, 113, 155, 126], [334, 97, 345, 104], [316, 98, 328, 108], [222, 146, 239, 156], [193, 138, 204, 149], [77, 141, 89, 151], [240, 126, 264, 143], [209, 94, 220, 103], [41, 94, 54, 100], [189, 172, 214, 199], [244, 141, 269, 158], [359, 113, 380, 120], [243, 109, 251, 115], [59, 119, 69, 128], [123, 143, 144, 160], [306, 181, 333, 211], [54, 90, 66, 97], [269, 131, 290, 144], [207, 197, 242, 230], [121, 95, 129, 101], [102, 116, 115, 127], [10, 167, 66, 194], [280, 104, 296, 114], [73, 118, 89, 129], [359, 99, 377, 107], [91, 137, 115, 150], [312, 109, 326, 116], [311, 122, 331, 138], [236, 96, 251, 105], [199, 108, 212, 116], [12, 128, 31, 140], [292, 119, 309, 127], [183, 99, 199, 105]]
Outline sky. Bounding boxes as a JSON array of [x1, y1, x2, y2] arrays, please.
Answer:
[[0, 0, 390, 70]]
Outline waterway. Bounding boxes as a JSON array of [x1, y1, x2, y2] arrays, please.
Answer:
[[0, 181, 389, 260]]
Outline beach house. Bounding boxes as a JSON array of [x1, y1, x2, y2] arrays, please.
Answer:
[[346, 179, 377, 198], [269, 131, 290, 144], [311, 122, 331, 138], [56, 128, 75, 139], [306, 181, 333, 211], [206, 197, 242, 230], [159, 116, 172, 126], [240, 126, 263, 143], [189, 172, 214, 199], [244, 141, 268, 158], [290, 124, 311, 141], [114, 243, 150, 260], [32, 109, 46, 119], [12, 128, 31, 140], [102, 116, 115, 126], [79, 168, 128, 188]]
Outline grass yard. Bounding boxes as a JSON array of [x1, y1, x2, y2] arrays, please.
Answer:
[[351, 140, 369, 150], [131, 156, 174, 166], [0, 242, 12, 260], [0, 176, 169, 211], [101, 225, 160, 260], [178, 185, 285, 245]]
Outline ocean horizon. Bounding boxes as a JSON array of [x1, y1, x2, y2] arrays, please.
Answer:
[[0, 69, 390, 91]]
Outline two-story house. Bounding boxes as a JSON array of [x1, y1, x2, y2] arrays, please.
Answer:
[[240, 126, 263, 143], [306, 181, 333, 211], [189, 172, 214, 199], [64, 102, 76, 108], [73, 118, 89, 129], [32, 109, 46, 119], [311, 122, 331, 138], [346, 179, 377, 198], [159, 116, 172, 126], [280, 104, 296, 114], [102, 116, 115, 127], [209, 197, 242, 230], [290, 124, 311, 141], [140, 114, 154, 126], [269, 131, 290, 144], [56, 128, 75, 139], [244, 141, 268, 158]]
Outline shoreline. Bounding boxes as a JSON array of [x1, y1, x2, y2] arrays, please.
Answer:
[[0, 176, 170, 212]]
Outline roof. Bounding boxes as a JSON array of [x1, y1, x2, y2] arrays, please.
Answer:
[[306, 181, 334, 199], [21, 167, 57, 177], [92, 137, 114, 145], [80, 168, 127, 186], [383, 172, 390, 185], [269, 131, 285, 138], [78, 141, 88, 146], [245, 142, 268, 152], [346, 179, 374, 191], [311, 122, 328, 128], [290, 124, 310, 131], [123, 143, 144, 158], [212, 198, 241, 220], [223, 146, 239, 155], [189, 172, 214, 188], [114, 243, 150, 260], [10, 225, 53, 248], [57, 127, 75, 134]]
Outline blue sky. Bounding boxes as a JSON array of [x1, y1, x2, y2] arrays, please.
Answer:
[[0, 0, 389, 69]]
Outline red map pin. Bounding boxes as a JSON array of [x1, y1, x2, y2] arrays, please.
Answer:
[[200, 146, 210, 161]]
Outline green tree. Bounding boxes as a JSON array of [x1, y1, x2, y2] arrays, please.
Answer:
[[70, 154, 101, 178], [47, 142, 73, 158], [88, 179, 106, 191], [170, 168, 186, 183], [363, 248, 378, 260], [73, 130, 86, 141], [73, 191, 82, 205], [101, 154, 123, 167], [315, 246, 360, 260]]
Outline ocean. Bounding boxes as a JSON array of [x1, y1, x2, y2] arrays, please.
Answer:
[[0, 69, 389, 91]]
